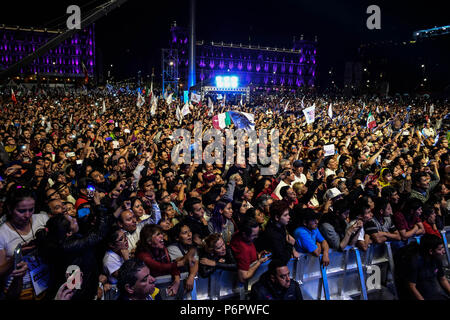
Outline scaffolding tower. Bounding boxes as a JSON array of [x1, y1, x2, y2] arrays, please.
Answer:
[[161, 48, 179, 96]]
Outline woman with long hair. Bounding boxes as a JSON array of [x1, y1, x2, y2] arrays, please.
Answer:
[[208, 200, 236, 245], [135, 224, 190, 297], [0, 185, 48, 300], [198, 233, 237, 278]]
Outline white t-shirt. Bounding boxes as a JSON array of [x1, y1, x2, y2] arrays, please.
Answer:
[[103, 250, 124, 284], [0, 213, 49, 295], [0, 213, 49, 257], [293, 174, 307, 185]]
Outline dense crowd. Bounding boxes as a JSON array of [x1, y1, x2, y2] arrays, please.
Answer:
[[0, 85, 449, 300]]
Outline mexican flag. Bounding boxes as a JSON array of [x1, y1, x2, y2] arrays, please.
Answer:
[[212, 112, 232, 130], [367, 112, 376, 129]]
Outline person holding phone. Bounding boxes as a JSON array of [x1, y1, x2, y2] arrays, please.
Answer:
[[39, 197, 113, 300], [0, 186, 48, 300]]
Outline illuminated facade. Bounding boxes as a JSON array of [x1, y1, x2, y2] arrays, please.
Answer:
[[170, 24, 317, 89], [0, 25, 95, 78]]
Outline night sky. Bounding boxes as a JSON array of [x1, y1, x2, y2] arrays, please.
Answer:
[[1, 0, 449, 84]]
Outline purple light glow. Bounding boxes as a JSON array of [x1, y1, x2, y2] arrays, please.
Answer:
[[229, 61, 233, 69], [238, 62, 243, 70], [219, 60, 225, 69], [209, 60, 215, 69], [289, 65, 293, 73], [280, 77, 285, 85], [264, 63, 269, 72], [247, 63, 252, 71], [264, 76, 268, 84], [256, 64, 261, 72], [200, 72, 205, 81], [273, 64, 277, 73], [312, 71, 315, 77], [281, 64, 286, 73]]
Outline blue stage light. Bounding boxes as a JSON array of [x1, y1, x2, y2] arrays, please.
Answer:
[[216, 76, 239, 88]]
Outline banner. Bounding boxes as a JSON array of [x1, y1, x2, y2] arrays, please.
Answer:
[[191, 92, 201, 103]]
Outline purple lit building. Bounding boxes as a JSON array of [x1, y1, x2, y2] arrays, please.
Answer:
[[170, 24, 317, 89], [0, 25, 95, 79]]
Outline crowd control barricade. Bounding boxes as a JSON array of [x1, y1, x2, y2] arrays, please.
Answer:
[[160, 231, 450, 300], [155, 272, 194, 300], [443, 228, 450, 267]]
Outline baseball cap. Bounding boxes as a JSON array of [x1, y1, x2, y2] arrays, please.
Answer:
[[324, 188, 343, 201], [293, 160, 304, 168]]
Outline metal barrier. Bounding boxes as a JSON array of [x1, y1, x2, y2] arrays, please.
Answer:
[[153, 229, 450, 300]]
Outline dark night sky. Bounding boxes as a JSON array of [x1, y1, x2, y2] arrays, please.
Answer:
[[1, 0, 449, 83]]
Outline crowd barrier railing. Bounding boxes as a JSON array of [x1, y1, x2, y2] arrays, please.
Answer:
[[149, 229, 450, 300]]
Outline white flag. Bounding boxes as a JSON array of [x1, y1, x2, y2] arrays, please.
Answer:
[[301, 96, 305, 109], [303, 104, 316, 124], [137, 92, 145, 107], [429, 104, 434, 116], [328, 104, 333, 119], [176, 105, 183, 123], [239, 95, 243, 106], [166, 93, 173, 105], [182, 102, 191, 117], [284, 101, 290, 113], [208, 97, 214, 116], [102, 99, 106, 114], [150, 95, 157, 116]]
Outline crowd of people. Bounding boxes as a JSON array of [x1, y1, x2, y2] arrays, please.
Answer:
[[0, 84, 449, 301]]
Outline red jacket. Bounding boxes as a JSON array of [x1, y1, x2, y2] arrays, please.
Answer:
[[422, 221, 442, 239], [137, 248, 180, 278]]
